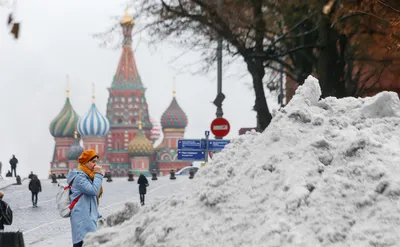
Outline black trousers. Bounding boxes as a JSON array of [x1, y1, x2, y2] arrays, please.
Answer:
[[11, 167, 16, 177], [73, 241, 83, 247], [140, 194, 145, 204], [31, 192, 38, 205]]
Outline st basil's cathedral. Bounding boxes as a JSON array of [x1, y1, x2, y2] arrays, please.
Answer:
[[48, 10, 191, 177]]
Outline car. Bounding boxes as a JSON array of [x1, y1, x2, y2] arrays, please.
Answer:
[[175, 166, 199, 176]]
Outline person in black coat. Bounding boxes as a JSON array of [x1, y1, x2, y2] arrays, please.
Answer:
[[28, 175, 42, 207], [9, 155, 18, 177], [137, 173, 149, 206], [0, 191, 12, 230]]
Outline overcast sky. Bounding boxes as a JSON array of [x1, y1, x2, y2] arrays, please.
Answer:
[[0, 0, 279, 178]]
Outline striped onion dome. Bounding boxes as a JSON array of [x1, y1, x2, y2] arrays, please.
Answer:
[[150, 117, 161, 142], [77, 103, 110, 137], [160, 94, 188, 129], [49, 97, 80, 138]]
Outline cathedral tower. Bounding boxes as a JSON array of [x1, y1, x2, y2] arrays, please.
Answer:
[[105, 9, 153, 172], [78, 85, 110, 169], [156, 88, 191, 175], [49, 87, 80, 175]]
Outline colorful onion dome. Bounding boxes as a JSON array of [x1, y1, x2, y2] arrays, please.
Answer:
[[67, 132, 84, 160], [128, 122, 154, 157], [150, 117, 161, 142], [78, 103, 110, 137], [160, 89, 188, 129], [49, 93, 80, 138]]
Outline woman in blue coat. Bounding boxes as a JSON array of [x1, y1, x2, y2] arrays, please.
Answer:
[[66, 149, 104, 247]]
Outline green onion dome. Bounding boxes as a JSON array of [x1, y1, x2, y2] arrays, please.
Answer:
[[49, 96, 80, 138]]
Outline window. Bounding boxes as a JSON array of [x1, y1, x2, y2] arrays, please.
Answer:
[[117, 119, 123, 124]]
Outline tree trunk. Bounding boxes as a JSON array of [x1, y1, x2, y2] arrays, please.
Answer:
[[247, 0, 273, 132], [291, 20, 315, 86], [334, 34, 348, 98], [317, 12, 341, 98], [246, 59, 273, 132]]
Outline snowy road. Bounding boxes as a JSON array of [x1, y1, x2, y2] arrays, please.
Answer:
[[2, 176, 192, 246]]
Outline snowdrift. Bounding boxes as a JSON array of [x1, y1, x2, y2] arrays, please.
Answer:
[[85, 76, 400, 247]]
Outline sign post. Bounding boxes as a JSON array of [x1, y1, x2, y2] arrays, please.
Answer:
[[177, 130, 230, 161], [205, 131, 209, 162]]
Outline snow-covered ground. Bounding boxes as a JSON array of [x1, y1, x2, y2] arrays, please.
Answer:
[[1, 176, 193, 246], [0, 176, 27, 190], [80, 76, 400, 247]]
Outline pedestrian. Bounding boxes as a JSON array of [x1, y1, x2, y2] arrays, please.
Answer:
[[29, 175, 42, 207], [66, 149, 104, 247], [9, 155, 18, 177], [137, 173, 149, 206], [0, 191, 13, 230]]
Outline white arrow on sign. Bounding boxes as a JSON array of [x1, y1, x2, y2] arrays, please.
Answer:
[[213, 125, 228, 130]]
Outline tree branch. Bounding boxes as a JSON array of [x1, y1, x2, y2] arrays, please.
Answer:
[[271, 10, 318, 46], [331, 11, 390, 28], [377, 0, 400, 13]]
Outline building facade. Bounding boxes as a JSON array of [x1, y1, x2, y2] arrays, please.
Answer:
[[49, 10, 191, 177]]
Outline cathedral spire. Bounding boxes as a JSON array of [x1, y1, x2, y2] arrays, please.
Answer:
[[110, 8, 143, 90], [172, 77, 176, 97], [120, 7, 134, 25], [66, 75, 70, 98], [92, 83, 96, 103]]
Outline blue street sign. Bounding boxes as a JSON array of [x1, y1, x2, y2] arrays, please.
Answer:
[[177, 151, 206, 161], [205, 131, 210, 137], [178, 139, 204, 150], [208, 140, 230, 151]]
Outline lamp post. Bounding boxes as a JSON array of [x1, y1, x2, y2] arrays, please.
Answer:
[[213, 0, 224, 139]]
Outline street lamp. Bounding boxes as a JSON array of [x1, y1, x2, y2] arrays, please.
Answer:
[[214, 0, 224, 120]]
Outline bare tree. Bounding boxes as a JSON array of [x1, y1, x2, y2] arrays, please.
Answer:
[[96, 0, 399, 130]]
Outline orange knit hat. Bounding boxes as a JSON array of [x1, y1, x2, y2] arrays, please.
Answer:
[[78, 149, 98, 164], [0, 191, 3, 198]]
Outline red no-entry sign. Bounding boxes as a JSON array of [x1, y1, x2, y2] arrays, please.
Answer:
[[210, 118, 230, 137]]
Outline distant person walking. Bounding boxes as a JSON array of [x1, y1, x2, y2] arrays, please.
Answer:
[[0, 191, 13, 230], [137, 173, 149, 206], [9, 155, 18, 177], [67, 149, 104, 247], [29, 175, 42, 207]]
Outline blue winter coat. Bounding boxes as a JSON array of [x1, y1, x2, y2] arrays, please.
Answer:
[[66, 169, 103, 244]]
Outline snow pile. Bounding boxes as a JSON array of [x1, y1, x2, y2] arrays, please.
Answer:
[[85, 75, 400, 247]]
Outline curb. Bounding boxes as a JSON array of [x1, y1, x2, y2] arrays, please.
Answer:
[[0, 177, 28, 190]]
